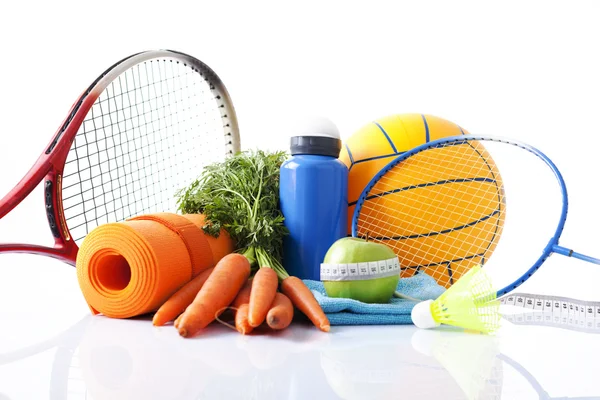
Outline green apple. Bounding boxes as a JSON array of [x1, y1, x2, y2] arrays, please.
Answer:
[[322, 237, 399, 303]]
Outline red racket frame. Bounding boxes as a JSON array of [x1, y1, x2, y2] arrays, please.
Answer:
[[0, 50, 240, 265], [0, 86, 99, 264]]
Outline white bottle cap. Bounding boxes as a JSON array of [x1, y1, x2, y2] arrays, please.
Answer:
[[290, 115, 342, 157], [411, 300, 440, 329], [291, 115, 340, 139]]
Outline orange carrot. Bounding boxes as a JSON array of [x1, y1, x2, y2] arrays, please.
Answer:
[[178, 253, 251, 338], [281, 276, 330, 332], [152, 267, 215, 326], [233, 279, 253, 307], [248, 267, 278, 327], [174, 314, 182, 329], [266, 293, 294, 330], [235, 304, 252, 335], [233, 280, 253, 335]]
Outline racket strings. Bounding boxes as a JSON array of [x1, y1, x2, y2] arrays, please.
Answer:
[[356, 141, 506, 288], [363, 149, 499, 240], [63, 96, 204, 163], [89, 71, 189, 117], [62, 111, 200, 179], [428, 148, 503, 267], [356, 138, 567, 291], [62, 59, 229, 244], [373, 154, 498, 230], [67, 198, 167, 234]]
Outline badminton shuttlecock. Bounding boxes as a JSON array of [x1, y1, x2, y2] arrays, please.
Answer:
[[411, 265, 501, 333]]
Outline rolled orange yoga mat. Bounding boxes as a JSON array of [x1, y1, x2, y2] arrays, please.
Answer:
[[76, 213, 234, 319]]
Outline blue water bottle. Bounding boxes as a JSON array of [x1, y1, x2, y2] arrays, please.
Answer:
[[280, 116, 348, 280]]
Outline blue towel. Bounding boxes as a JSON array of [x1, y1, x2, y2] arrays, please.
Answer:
[[303, 272, 446, 325]]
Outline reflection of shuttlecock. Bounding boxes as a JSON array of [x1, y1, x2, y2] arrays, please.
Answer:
[[411, 265, 500, 333], [411, 329, 503, 400]]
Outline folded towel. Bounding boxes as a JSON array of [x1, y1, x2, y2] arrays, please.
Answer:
[[303, 273, 446, 325]]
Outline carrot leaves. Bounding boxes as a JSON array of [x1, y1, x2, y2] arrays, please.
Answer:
[[175, 150, 289, 277]]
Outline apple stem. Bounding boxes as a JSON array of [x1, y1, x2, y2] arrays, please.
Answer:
[[394, 291, 420, 302], [365, 231, 369, 242]]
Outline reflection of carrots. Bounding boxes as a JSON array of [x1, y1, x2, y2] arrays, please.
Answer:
[[236, 335, 289, 371], [248, 267, 278, 327], [178, 254, 251, 338], [266, 293, 293, 330], [281, 277, 330, 332], [153, 267, 214, 326], [232, 280, 253, 335], [198, 336, 253, 377]]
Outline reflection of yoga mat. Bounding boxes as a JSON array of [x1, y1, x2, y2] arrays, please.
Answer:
[[76, 213, 233, 319], [78, 317, 213, 400]]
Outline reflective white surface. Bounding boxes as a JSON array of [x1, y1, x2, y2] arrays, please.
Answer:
[[2, 2, 600, 398], [1, 255, 599, 400]]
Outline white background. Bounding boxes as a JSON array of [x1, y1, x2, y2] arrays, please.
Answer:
[[2, 0, 599, 297], [0, 2, 599, 399]]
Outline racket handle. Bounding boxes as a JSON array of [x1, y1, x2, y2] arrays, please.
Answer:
[[553, 245, 600, 264]]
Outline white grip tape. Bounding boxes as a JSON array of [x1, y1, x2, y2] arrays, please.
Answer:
[[320, 257, 400, 281]]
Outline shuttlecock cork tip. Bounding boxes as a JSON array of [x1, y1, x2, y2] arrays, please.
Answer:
[[411, 300, 440, 329]]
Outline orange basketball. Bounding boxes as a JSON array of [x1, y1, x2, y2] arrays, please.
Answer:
[[341, 114, 505, 287], [340, 114, 468, 234]]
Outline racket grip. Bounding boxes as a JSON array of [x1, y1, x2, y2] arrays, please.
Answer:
[[552, 245, 600, 264]]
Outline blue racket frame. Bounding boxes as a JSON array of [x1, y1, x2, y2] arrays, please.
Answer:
[[351, 135, 600, 297]]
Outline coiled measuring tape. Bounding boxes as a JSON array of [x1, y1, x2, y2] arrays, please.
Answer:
[[500, 293, 600, 333], [320, 257, 400, 281]]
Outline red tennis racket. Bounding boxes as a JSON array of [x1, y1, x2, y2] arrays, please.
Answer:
[[0, 50, 240, 265]]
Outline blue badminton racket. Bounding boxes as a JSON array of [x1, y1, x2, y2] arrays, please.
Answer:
[[352, 135, 599, 296]]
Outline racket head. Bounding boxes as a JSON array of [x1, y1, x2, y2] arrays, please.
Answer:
[[352, 135, 569, 296], [2, 50, 240, 264]]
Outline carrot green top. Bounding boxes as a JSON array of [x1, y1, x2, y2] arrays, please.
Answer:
[[176, 150, 290, 279]]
